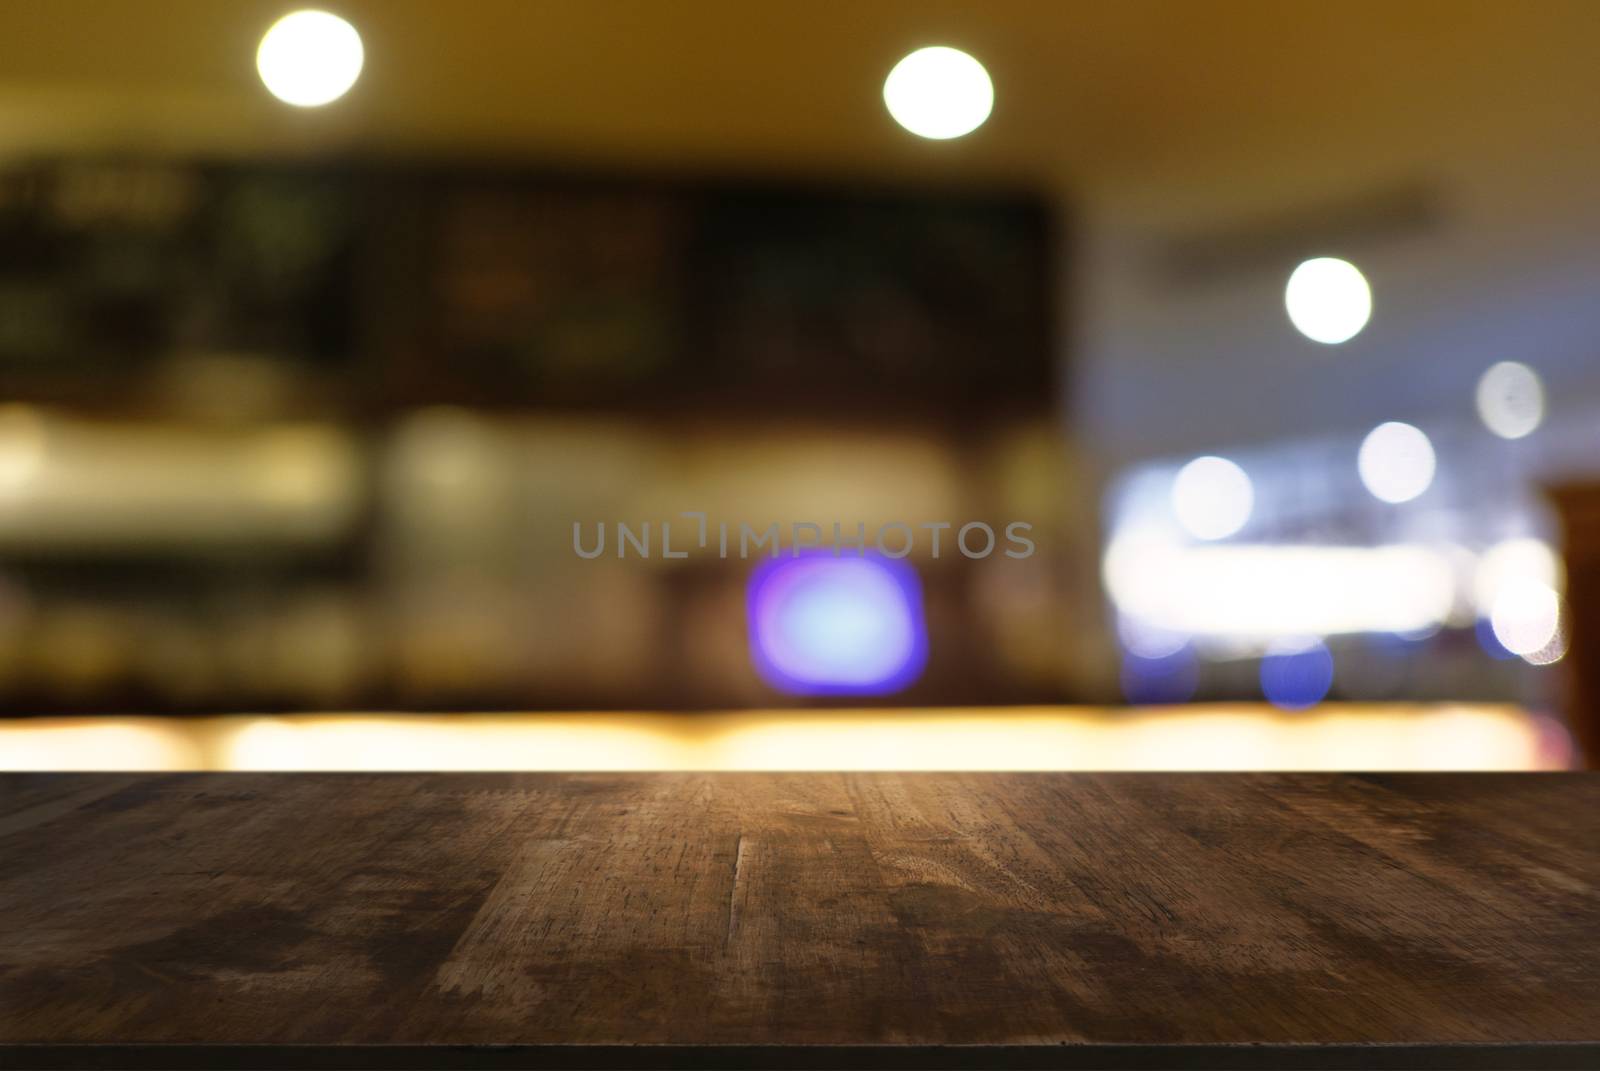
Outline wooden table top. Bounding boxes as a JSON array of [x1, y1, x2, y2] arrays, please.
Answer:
[[2, 772, 1598, 1069]]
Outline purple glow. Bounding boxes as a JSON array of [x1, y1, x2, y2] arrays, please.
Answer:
[[746, 553, 928, 696]]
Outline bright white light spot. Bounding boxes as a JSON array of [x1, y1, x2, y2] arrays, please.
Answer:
[[1473, 538, 1562, 612], [1102, 541, 1455, 640], [1171, 456, 1253, 540], [1490, 581, 1560, 656], [1522, 620, 1569, 666], [1285, 257, 1372, 344], [1117, 615, 1190, 660], [257, 10, 364, 107], [1357, 421, 1435, 504], [1102, 528, 1177, 614], [1475, 361, 1545, 439], [883, 46, 993, 140]]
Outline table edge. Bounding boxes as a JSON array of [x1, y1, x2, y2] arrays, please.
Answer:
[[4, 1042, 1599, 1071]]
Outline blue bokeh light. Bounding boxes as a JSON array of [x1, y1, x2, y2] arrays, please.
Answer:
[[1119, 647, 1199, 705], [747, 553, 928, 696], [1475, 616, 1518, 660], [1260, 639, 1334, 711]]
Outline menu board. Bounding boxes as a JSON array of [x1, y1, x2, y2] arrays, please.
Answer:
[[0, 159, 1055, 418], [419, 178, 1054, 414], [0, 161, 360, 396]]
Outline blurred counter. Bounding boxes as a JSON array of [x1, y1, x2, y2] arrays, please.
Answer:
[[0, 704, 1570, 772]]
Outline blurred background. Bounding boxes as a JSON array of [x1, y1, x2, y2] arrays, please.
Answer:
[[1, 0, 1597, 769]]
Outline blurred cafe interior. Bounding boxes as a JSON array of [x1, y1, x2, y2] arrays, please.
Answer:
[[1, 0, 1598, 771]]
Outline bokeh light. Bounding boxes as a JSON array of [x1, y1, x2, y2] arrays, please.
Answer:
[[747, 553, 927, 695], [1357, 421, 1435, 503], [1170, 455, 1253, 540], [256, 10, 364, 107], [1117, 614, 1191, 659], [1260, 638, 1335, 711], [1475, 361, 1545, 439], [1488, 580, 1560, 657], [1474, 617, 1517, 660], [1284, 257, 1372, 344], [1120, 648, 1199, 705], [1474, 537, 1562, 613], [883, 46, 994, 139], [1521, 617, 1570, 667], [1103, 539, 1454, 639]]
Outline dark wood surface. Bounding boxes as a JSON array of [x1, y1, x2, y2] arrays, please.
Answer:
[[1552, 480, 1600, 767], [2, 773, 1598, 1069]]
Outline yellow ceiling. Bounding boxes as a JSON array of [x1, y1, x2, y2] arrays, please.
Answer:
[[2, 0, 1597, 197]]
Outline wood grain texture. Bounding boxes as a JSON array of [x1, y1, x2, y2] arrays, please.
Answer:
[[1, 772, 1598, 1069]]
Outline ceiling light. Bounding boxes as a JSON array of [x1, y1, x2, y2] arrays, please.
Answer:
[[257, 10, 364, 107], [883, 46, 993, 140], [1285, 257, 1371, 344]]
